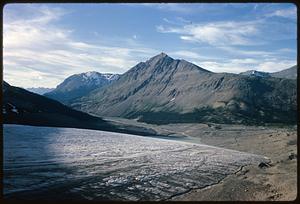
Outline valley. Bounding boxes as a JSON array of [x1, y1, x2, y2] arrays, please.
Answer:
[[3, 53, 297, 201], [3, 3, 297, 202]]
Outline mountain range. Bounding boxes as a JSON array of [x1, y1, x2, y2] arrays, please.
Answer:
[[44, 72, 119, 105], [2, 81, 109, 129], [2, 81, 158, 136], [240, 65, 297, 79], [3, 53, 297, 126], [270, 65, 297, 79], [70, 53, 297, 125], [240, 70, 271, 78], [26, 87, 54, 95]]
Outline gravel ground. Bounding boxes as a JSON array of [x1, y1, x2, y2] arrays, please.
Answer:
[[105, 117, 297, 201]]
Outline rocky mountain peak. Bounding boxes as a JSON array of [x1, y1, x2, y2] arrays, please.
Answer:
[[144, 53, 211, 74], [153, 52, 168, 58], [147, 52, 173, 64], [83, 71, 100, 78], [158, 52, 168, 57]]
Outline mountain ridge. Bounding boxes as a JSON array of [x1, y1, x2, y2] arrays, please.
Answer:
[[2, 81, 108, 129], [2, 81, 161, 136], [26, 87, 55, 95], [270, 65, 297, 79], [44, 71, 120, 105], [71, 53, 296, 125], [240, 65, 297, 79]]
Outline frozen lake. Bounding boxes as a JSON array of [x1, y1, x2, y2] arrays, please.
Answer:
[[4, 124, 267, 201]]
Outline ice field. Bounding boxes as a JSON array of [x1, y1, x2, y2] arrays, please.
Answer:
[[4, 124, 268, 201]]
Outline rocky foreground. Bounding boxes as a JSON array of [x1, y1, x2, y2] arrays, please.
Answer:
[[105, 117, 297, 201], [171, 124, 297, 201]]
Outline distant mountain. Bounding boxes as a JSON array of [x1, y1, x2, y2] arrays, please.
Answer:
[[26, 87, 54, 95], [270, 65, 297, 79], [44, 72, 120, 105], [72, 53, 296, 125], [240, 65, 297, 80], [2, 81, 111, 130], [2, 81, 160, 136], [240, 70, 271, 78]]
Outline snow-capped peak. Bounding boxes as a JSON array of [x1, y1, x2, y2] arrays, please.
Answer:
[[250, 70, 270, 78], [102, 73, 119, 81], [80, 72, 119, 85], [83, 71, 100, 80], [240, 70, 271, 78]]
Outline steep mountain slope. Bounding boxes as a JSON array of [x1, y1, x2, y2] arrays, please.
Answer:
[[2, 81, 111, 129], [270, 65, 297, 79], [72, 53, 297, 125], [44, 72, 119, 105], [26, 87, 54, 95], [2, 81, 161, 136], [72, 53, 212, 115]]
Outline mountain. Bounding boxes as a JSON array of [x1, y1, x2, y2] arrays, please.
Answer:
[[240, 70, 271, 78], [44, 72, 120, 105], [2, 81, 160, 136], [72, 53, 297, 125], [2, 81, 110, 130], [270, 65, 297, 79], [240, 66, 297, 80], [26, 87, 54, 95]]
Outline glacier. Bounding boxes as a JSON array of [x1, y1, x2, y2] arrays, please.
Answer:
[[4, 124, 268, 201]]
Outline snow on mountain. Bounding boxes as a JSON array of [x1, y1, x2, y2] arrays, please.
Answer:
[[102, 73, 120, 81], [73, 53, 296, 125], [240, 66, 297, 79], [82, 72, 120, 83], [44, 71, 120, 105], [240, 70, 271, 78]]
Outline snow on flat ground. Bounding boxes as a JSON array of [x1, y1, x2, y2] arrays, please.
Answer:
[[4, 124, 267, 201]]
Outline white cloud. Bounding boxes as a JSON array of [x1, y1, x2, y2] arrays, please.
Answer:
[[4, 67, 60, 88], [194, 60, 255, 73], [170, 50, 202, 59], [193, 58, 296, 74], [256, 60, 296, 72], [277, 48, 296, 53], [230, 58, 259, 64], [169, 50, 224, 61], [219, 46, 273, 57], [140, 3, 193, 14], [3, 5, 158, 88], [157, 20, 261, 46], [165, 51, 295, 74], [4, 4, 296, 89], [165, 48, 295, 74], [163, 18, 173, 24], [266, 7, 296, 19]]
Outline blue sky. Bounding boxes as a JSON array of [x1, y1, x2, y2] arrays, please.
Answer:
[[3, 3, 297, 88]]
